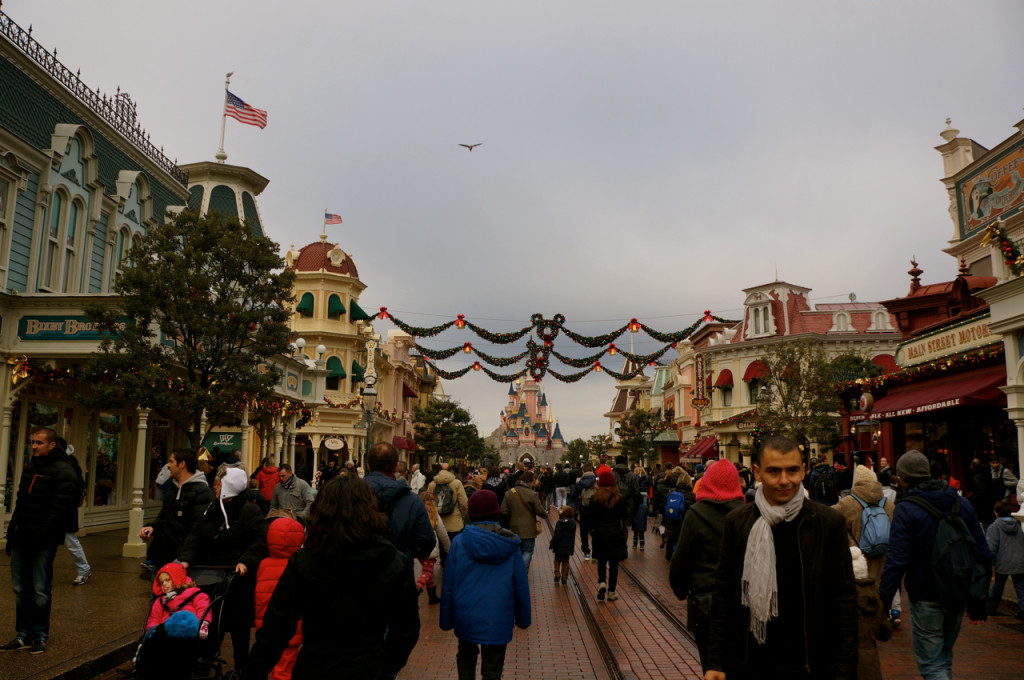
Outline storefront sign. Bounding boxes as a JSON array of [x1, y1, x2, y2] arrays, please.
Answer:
[[203, 432, 241, 451], [956, 136, 1024, 239], [692, 354, 709, 410], [896, 315, 997, 367], [18, 315, 128, 340], [323, 437, 345, 450], [736, 420, 756, 431]]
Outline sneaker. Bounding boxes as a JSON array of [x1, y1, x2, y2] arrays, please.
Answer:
[[0, 638, 29, 652], [597, 582, 607, 601], [607, 591, 619, 601], [639, 543, 645, 552], [582, 552, 591, 561], [73, 572, 91, 586], [554, 575, 560, 583], [30, 640, 46, 654]]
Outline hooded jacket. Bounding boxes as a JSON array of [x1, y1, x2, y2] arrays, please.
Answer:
[[147, 470, 214, 567], [146, 562, 211, 632], [482, 474, 509, 507], [253, 466, 280, 501], [255, 518, 305, 680], [178, 495, 268, 574], [987, 516, 1024, 575], [834, 478, 894, 586], [440, 523, 531, 645], [427, 469, 469, 535], [244, 538, 418, 680], [365, 470, 436, 562], [568, 471, 597, 508], [548, 517, 577, 558], [612, 462, 641, 521], [7, 446, 78, 548]]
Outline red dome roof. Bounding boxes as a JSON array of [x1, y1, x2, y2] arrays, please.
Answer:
[[286, 240, 359, 278]]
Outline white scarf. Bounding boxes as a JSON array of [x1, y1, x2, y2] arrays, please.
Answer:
[[741, 484, 806, 644]]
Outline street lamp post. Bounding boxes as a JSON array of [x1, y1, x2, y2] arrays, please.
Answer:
[[361, 384, 378, 469]]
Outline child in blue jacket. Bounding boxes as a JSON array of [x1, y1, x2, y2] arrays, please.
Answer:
[[440, 489, 530, 680], [549, 505, 577, 584]]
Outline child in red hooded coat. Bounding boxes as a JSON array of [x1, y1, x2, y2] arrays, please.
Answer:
[[254, 515, 305, 680], [145, 562, 211, 636]]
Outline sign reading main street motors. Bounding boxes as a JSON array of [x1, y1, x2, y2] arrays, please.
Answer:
[[895, 314, 998, 367], [18, 315, 129, 341]]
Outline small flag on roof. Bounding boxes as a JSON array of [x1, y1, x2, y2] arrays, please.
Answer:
[[324, 212, 343, 225], [224, 90, 268, 129]]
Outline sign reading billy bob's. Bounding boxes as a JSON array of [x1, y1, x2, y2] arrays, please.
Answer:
[[896, 314, 998, 367], [18, 315, 129, 341]]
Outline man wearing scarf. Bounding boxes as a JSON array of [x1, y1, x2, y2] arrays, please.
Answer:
[[705, 436, 857, 680]]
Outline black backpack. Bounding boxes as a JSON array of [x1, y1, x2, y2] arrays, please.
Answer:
[[813, 469, 835, 501], [433, 482, 456, 516], [904, 495, 988, 608]]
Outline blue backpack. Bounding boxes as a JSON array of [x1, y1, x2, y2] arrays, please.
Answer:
[[854, 495, 890, 557], [664, 491, 685, 520]]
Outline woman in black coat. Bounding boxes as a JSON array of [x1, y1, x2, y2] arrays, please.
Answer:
[[589, 470, 628, 602], [241, 475, 419, 680]]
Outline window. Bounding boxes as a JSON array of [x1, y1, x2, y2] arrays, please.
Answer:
[[37, 191, 63, 290], [748, 378, 761, 405], [753, 308, 761, 334], [0, 176, 11, 289], [110, 227, 131, 287], [61, 200, 84, 293], [721, 387, 733, 407]]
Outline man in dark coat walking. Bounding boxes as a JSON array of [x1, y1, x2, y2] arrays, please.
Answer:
[[2, 427, 79, 654], [364, 442, 435, 566], [140, 448, 213, 570]]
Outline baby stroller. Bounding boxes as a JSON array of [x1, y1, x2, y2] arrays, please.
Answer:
[[129, 566, 237, 680]]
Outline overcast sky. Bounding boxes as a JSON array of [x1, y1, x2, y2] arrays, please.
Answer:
[[17, 0, 1024, 446]]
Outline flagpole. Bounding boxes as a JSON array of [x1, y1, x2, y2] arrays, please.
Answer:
[[321, 209, 327, 241], [215, 72, 233, 163]]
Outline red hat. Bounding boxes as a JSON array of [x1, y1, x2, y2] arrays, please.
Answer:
[[152, 562, 190, 597], [468, 488, 500, 521], [597, 470, 616, 487], [695, 460, 744, 502]]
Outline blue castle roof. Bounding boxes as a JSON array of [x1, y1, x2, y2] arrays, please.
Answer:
[[552, 422, 563, 440]]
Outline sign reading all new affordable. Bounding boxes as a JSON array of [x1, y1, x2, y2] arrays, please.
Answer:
[[18, 315, 128, 341], [895, 315, 997, 367]]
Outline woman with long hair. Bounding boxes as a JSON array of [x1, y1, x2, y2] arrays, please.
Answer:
[[418, 490, 450, 604], [241, 475, 419, 680], [589, 470, 628, 602]]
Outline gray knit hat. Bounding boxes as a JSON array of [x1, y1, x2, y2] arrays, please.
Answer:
[[896, 450, 931, 483]]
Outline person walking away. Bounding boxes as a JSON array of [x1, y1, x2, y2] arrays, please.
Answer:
[[418, 490, 451, 604], [409, 464, 426, 495], [253, 517, 305, 680], [569, 463, 598, 560], [539, 466, 554, 512], [969, 458, 996, 530], [834, 464, 898, 625], [482, 466, 509, 507], [808, 454, 839, 505], [549, 505, 577, 584], [590, 470, 628, 602], [553, 465, 569, 510], [850, 546, 892, 680], [2, 427, 79, 655], [879, 450, 992, 680], [663, 469, 696, 562], [252, 458, 279, 502], [669, 459, 745, 673], [428, 464, 469, 553], [62, 440, 91, 585], [611, 456, 641, 541], [499, 470, 545, 570], [364, 442, 436, 567], [631, 464, 650, 551], [705, 436, 858, 680], [440, 489, 531, 680], [270, 464, 313, 522], [987, 499, 1024, 619], [242, 475, 419, 680]]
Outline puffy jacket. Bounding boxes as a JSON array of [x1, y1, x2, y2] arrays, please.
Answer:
[[146, 562, 211, 632], [988, 517, 1024, 575], [499, 483, 545, 539], [243, 539, 418, 680], [253, 466, 279, 501], [589, 495, 628, 562], [879, 484, 992, 609], [440, 523, 531, 645], [365, 471, 436, 562], [7, 448, 78, 548], [427, 470, 469, 535], [255, 518, 305, 680], [552, 469, 569, 488], [178, 496, 268, 574], [548, 517, 577, 558], [569, 472, 598, 518], [147, 471, 214, 567]]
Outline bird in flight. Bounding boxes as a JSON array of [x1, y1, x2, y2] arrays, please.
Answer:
[[458, 143, 482, 152]]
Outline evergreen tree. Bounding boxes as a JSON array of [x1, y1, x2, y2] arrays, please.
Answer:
[[616, 409, 668, 467], [561, 437, 589, 465], [413, 399, 484, 465]]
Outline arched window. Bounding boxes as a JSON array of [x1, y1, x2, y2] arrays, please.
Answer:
[[61, 200, 85, 293], [37, 191, 63, 291], [753, 308, 761, 335]]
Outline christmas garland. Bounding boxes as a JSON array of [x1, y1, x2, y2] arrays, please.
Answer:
[[705, 408, 757, 427], [550, 347, 607, 368], [415, 344, 463, 361], [981, 220, 1024, 276], [838, 343, 1004, 391], [548, 366, 597, 383], [466, 320, 533, 344], [384, 312, 456, 337], [480, 365, 528, 382], [324, 396, 362, 409], [422, 360, 474, 380], [561, 322, 629, 348]]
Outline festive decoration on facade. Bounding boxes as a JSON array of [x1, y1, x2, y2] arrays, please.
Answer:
[[386, 314, 456, 337], [981, 220, 1024, 276], [838, 343, 1004, 391]]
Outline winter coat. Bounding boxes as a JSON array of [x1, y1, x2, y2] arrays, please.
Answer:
[[364, 471, 436, 563], [548, 517, 577, 558], [653, 478, 675, 516], [500, 483, 545, 540], [854, 576, 891, 680], [568, 471, 597, 516], [270, 474, 314, 520], [834, 479, 894, 586], [669, 498, 745, 629], [808, 463, 839, 504], [987, 517, 1024, 575], [879, 484, 992, 609], [254, 518, 305, 680], [146, 471, 214, 567], [539, 471, 554, 495], [707, 500, 858, 680], [146, 562, 212, 633], [568, 466, 582, 487], [992, 464, 1019, 500], [440, 522, 531, 645], [6, 448, 79, 548], [428, 470, 469, 535], [612, 463, 642, 521], [253, 466, 279, 501], [66, 453, 86, 532], [552, 469, 569, 488], [969, 469, 996, 525], [482, 475, 509, 507], [243, 538, 419, 680], [589, 495, 628, 562]]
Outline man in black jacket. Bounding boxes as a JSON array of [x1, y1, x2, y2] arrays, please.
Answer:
[[2, 427, 79, 654], [705, 436, 857, 680], [139, 448, 213, 570]]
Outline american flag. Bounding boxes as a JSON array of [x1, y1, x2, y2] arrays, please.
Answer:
[[324, 212, 343, 224], [224, 91, 268, 129]]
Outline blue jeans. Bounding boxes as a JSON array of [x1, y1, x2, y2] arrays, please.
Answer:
[[910, 600, 964, 680], [64, 532, 91, 577], [520, 537, 535, 570], [989, 572, 1024, 615], [10, 542, 59, 642]]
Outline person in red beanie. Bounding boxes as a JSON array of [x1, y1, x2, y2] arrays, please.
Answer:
[[590, 470, 628, 602], [668, 460, 745, 672]]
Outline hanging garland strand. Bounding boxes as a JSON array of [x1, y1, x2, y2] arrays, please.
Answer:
[[480, 365, 528, 382], [385, 313, 456, 338], [616, 345, 672, 365], [422, 360, 474, 380], [465, 320, 533, 344], [547, 366, 597, 383], [415, 344, 463, 361], [550, 347, 608, 368], [561, 322, 630, 348], [603, 363, 649, 381], [473, 347, 530, 367]]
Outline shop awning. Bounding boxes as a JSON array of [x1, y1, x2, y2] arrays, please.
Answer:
[[350, 301, 374, 322], [296, 292, 314, 316], [351, 360, 365, 382], [402, 383, 418, 398], [871, 354, 899, 373], [393, 436, 408, 450], [326, 356, 346, 379], [714, 369, 734, 388], [684, 435, 718, 459], [872, 365, 1006, 420], [743, 360, 769, 382], [328, 294, 346, 317], [405, 437, 417, 450]]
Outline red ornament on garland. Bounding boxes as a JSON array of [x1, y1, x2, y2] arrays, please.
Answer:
[[703, 310, 714, 322], [455, 314, 466, 329], [378, 307, 389, 320]]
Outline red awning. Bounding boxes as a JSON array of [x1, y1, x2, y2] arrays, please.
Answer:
[[706, 374, 711, 388], [743, 361, 769, 382], [872, 354, 899, 373], [404, 437, 416, 450], [714, 369, 734, 388], [392, 436, 408, 449], [402, 383, 418, 398], [684, 436, 718, 459], [872, 365, 1006, 420]]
